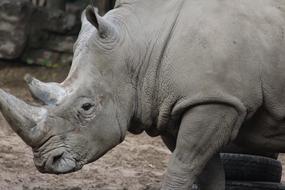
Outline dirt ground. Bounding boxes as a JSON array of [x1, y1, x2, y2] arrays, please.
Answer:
[[0, 64, 284, 190], [0, 120, 169, 190]]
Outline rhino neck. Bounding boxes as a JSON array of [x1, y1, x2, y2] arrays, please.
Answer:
[[111, 0, 186, 134]]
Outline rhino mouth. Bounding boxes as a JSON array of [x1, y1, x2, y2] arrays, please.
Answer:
[[34, 148, 83, 174]]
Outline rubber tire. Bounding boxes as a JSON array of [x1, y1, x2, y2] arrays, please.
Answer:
[[191, 182, 285, 190], [221, 153, 282, 182], [226, 181, 285, 190], [221, 144, 278, 159]]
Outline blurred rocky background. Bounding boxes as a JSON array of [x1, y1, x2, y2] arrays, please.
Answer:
[[0, 0, 115, 67]]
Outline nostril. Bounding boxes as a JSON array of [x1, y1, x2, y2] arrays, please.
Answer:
[[37, 151, 78, 174], [52, 153, 63, 165]]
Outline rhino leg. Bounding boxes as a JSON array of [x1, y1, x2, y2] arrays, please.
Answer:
[[161, 134, 225, 190], [197, 153, 225, 190], [161, 104, 242, 190]]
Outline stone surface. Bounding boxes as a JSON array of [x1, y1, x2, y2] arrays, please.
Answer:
[[95, 0, 116, 15], [28, 32, 77, 53], [0, 0, 115, 65], [22, 49, 73, 67], [21, 3, 81, 67], [46, 0, 66, 10], [41, 9, 78, 34], [0, 0, 32, 59]]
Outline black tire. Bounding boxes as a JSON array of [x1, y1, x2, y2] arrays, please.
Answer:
[[221, 153, 282, 182], [226, 181, 285, 190], [221, 144, 279, 159]]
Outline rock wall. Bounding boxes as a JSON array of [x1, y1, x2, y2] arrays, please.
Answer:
[[0, 0, 32, 59], [0, 0, 114, 67], [22, 2, 81, 67], [94, 0, 116, 15]]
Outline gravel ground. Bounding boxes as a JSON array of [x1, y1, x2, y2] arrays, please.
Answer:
[[0, 122, 169, 190]]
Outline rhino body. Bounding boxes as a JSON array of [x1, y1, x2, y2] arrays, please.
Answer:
[[1, 0, 285, 189]]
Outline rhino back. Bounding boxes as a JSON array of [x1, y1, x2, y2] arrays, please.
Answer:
[[154, 0, 285, 120]]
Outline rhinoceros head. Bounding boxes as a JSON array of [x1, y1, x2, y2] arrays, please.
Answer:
[[0, 6, 135, 174]]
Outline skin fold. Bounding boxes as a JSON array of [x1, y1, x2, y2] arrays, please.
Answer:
[[0, 0, 285, 189]]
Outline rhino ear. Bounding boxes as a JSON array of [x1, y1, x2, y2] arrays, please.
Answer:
[[85, 5, 115, 39], [85, 5, 100, 29]]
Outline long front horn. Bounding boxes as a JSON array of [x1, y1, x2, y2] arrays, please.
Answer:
[[24, 74, 67, 105], [0, 89, 47, 146]]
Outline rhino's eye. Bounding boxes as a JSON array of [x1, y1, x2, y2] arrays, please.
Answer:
[[81, 103, 94, 111]]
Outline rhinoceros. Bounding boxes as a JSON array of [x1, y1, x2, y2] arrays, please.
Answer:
[[1, 0, 285, 189]]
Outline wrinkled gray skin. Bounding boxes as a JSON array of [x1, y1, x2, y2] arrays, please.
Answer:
[[1, 0, 285, 189]]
